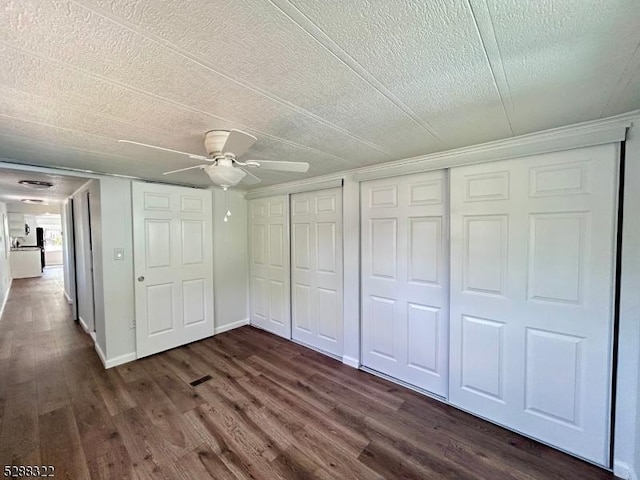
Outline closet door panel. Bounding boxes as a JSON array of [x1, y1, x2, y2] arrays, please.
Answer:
[[248, 196, 290, 338], [361, 170, 449, 397], [449, 144, 618, 466], [291, 188, 343, 356]]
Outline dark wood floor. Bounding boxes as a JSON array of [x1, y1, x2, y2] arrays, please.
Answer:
[[0, 268, 617, 479]]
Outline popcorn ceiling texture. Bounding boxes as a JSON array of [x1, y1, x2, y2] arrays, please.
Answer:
[[0, 0, 638, 187]]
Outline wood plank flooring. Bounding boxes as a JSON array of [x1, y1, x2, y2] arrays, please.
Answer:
[[0, 268, 617, 479]]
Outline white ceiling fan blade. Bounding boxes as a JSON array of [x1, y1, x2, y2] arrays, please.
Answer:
[[245, 160, 309, 172], [118, 140, 209, 161], [239, 168, 261, 185], [221, 129, 257, 157], [162, 165, 206, 175]]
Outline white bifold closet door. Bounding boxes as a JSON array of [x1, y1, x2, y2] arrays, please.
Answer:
[[248, 196, 290, 338], [449, 144, 618, 466], [291, 188, 343, 357], [361, 170, 449, 397]]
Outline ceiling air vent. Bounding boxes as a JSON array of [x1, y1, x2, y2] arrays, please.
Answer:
[[18, 180, 54, 189]]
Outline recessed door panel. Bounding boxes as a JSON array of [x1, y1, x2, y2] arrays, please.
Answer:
[[408, 217, 440, 284], [361, 171, 449, 397], [525, 329, 582, 426], [463, 215, 507, 295], [371, 219, 396, 279], [528, 213, 585, 304], [461, 315, 504, 402], [370, 296, 396, 360], [147, 283, 174, 335], [407, 304, 439, 374], [293, 224, 311, 270], [182, 220, 204, 265], [253, 276, 267, 319], [145, 220, 171, 268], [449, 144, 618, 466], [291, 188, 343, 356], [133, 183, 214, 359], [248, 196, 290, 338], [269, 280, 285, 326], [181, 196, 204, 213], [183, 279, 205, 326], [269, 224, 284, 268], [293, 284, 312, 333], [317, 287, 338, 341], [316, 222, 336, 273]]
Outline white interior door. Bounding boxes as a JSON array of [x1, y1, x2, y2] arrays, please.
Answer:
[[249, 196, 290, 338], [133, 183, 214, 358], [449, 144, 618, 466], [291, 188, 343, 357], [361, 170, 449, 397]]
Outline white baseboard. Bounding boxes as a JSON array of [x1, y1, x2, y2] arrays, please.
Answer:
[[215, 318, 249, 335], [64, 291, 73, 304], [78, 316, 90, 334], [0, 278, 12, 320], [342, 355, 360, 368], [94, 341, 107, 367], [614, 460, 638, 480], [94, 342, 137, 369]]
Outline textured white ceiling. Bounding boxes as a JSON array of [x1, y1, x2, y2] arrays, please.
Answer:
[[0, 0, 638, 188], [0, 167, 89, 204]]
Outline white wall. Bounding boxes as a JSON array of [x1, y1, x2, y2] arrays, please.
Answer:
[[614, 120, 640, 480], [212, 188, 249, 332], [98, 178, 134, 361], [0, 202, 10, 313]]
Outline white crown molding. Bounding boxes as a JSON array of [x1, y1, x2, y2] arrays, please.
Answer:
[[245, 177, 343, 200], [245, 110, 639, 198]]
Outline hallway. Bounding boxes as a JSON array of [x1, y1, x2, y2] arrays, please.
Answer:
[[0, 267, 617, 479]]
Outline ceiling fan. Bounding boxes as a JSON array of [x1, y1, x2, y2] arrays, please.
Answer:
[[118, 129, 310, 188]]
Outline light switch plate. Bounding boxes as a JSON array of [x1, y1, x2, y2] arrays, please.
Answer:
[[114, 248, 124, 260]]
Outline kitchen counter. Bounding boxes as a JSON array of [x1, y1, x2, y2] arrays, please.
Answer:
[[10, 248, 42, 278]]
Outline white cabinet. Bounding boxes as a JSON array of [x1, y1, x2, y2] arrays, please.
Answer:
[[7, 213, 25, 238], [10, 248, 42, 278]]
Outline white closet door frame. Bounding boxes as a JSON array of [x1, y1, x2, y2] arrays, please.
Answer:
[[291, 187, 344, 357], [248, 196, 291, 338]]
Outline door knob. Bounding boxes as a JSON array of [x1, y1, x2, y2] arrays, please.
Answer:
[[137, 276, 145, 282]]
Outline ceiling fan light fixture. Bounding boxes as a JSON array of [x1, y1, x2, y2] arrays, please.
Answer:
[[18, 180, 53, 189], [204, 165, 246, 187]]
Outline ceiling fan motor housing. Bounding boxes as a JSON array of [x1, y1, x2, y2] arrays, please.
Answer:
[[204, 130, 230, 155]]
